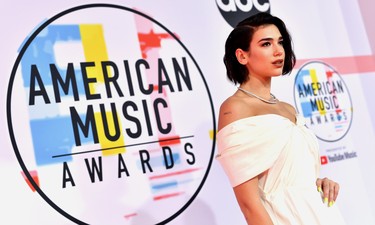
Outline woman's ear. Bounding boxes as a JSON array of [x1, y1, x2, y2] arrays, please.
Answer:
[[235, 48, 248, 65]]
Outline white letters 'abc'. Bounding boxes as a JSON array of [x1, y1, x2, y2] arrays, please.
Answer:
[[217, 0, 270, 12]]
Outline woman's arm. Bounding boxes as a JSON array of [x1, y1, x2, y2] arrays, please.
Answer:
[[219, 96, 273, 224], [233, 176, 274, 225]]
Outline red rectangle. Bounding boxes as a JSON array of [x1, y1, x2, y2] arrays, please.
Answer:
[[21, 170, 40, 192], [159, 135, 181, 146], [320, 156, 328, 165]]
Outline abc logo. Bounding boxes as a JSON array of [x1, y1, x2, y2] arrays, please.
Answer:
[[216, 0, 271, 27]]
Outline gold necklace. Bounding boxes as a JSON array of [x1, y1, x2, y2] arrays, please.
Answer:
[[238, 87, 278, 104]]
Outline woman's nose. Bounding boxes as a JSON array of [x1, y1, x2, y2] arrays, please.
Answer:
[[274, 45, 283, 56]]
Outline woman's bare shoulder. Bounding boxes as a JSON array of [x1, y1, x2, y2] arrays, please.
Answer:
[[218, 96, 257, 131], [278, 101, 297, 115]]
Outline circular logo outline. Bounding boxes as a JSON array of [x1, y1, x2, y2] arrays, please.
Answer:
[[6, 3, 216, 224], [293, 60, 353, 142]]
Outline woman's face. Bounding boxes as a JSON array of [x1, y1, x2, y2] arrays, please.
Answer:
[[246, 24, 285, 79]]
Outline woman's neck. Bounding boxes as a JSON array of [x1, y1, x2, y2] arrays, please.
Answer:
[[239, 76, 272, 98]]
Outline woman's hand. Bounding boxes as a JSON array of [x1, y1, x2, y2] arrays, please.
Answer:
[[316, 177, 340, 207]]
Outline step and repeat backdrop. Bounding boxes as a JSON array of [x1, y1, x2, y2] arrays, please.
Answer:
[[1, 0, 375, 224]]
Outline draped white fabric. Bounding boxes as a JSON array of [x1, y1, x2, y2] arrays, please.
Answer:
[[216, 114, 346, 225]]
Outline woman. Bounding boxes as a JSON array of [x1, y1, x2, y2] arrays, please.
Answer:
[[216, 12, 346, 225]]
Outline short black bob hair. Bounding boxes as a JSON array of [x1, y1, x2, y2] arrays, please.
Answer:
[[223, 12, 296, 84]]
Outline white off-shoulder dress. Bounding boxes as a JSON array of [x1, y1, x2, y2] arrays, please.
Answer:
[[216, 114, 346, 225]]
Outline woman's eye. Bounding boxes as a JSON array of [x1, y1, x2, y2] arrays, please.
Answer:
[[262, 42, 271, 47], [279, 40, 284, 45]]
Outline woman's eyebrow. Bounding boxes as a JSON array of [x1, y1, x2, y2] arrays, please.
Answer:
[[257, 36, 283, 43]]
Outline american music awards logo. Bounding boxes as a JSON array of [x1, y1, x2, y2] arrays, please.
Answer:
[[7, 4, 215, 225], [293, 61, 353, 142]]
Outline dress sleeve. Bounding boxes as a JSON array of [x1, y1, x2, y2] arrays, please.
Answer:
[[216, 118, 292, 187]]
